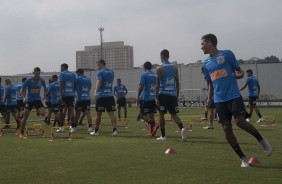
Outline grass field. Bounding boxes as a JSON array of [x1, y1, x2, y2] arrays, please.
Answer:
[[0, 107, 281, 184]]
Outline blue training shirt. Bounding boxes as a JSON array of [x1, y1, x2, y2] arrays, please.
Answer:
[[48, 81, 60, 105], [59, 70, 76, 97], [22, 77, 46, 102], [76, 76, 91, 101], [246, 76, 259, 97], [140, 70, 157, 101], [96, 68, 114, 98], [203, 50, 241, 103], [5, 84, 17, 106], [159, 61, 177, 96], [16, 82, 24, 100], [114, 85, 127, 99], [0, 85, 4, 105]]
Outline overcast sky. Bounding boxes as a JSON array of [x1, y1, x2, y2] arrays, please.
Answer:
[[0, 0, 281, 75]]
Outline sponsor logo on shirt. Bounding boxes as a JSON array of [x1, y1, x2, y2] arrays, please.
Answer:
[[217, 56, 225, 64], [211, 69, 227, 81]]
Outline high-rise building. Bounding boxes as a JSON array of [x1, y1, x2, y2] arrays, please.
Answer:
[[76, 41, 134, 70]]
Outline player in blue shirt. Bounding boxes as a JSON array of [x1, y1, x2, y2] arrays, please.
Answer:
[[90, 59, 117, 136], [4, 79, 20, 128], [137, 61, 159, 137], [74, 68, 93, 133], [0, 77, 7, 121], [240, 69, 264, 123], [16, 77, 27, 119], [58, 63, 76, 133], [201, 33, 272, 167], [114, 79, 128, 120], [44, 79, 52, 125], [46, 75, 60, 127], [19, 67, 46, 138], [155, 49, 188, 141]]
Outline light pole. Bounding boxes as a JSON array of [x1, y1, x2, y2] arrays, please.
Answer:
[[98, 27, 104, 60]]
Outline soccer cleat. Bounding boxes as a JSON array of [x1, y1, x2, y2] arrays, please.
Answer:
[[88, 127, 93, 132], [181, 128, 188, 141], [56, 127, 65, 133], [19, 133, 26, 139], [245, 118, 250, 123], [112, 130, 118, 137], [156, 136, 167, 141], [256, 118, 264, 123], [260, 137, 272, 156], [90, 131, 99, 136], [70, 127, 76, 133], [241, 157, 250, 168], [149, 124, 159, 137], [203, 125, 214, 129]]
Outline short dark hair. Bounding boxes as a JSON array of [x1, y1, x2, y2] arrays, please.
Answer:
[[49, 78, 52, 83], [52, 75, 58, 80], [61, 63, 68, 69], [33, 67, 41, 72], [76, 68, 84, 75], [246, 69, 253, 74], [160, 49, 169, 59], [97, 59, 106, 66], [144, 61, 152, 70], [22, 78, 27, 83], [201, 33, 218, 47]]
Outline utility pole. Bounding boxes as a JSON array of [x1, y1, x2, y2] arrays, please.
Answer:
[[98, 27, 104, 59]]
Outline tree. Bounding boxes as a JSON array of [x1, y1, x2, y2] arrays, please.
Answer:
[[264, 56, 280, 63]]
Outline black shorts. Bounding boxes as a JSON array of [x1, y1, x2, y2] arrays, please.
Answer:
[[75, 100, 91, 112], [25, 100, 44, 110], [96, 97, 116, 112], [46, 102, 52, 108], [0, 104, 5, 112], [6, 105, 18, 113], [17, 100, 25, 111], [51, 104, 59, 113], [158, 94, 179, 114], [61, 96, 74, 107], [140, 100, 157, 114], [249, 96, 258, 106], [215, 97, 248, 124], [117, 97, 127, 107]]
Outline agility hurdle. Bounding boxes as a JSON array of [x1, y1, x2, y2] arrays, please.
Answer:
[[25, 124, 45, 137], [261, 115, 276, 127], [50, 126, 72, 140], [0, 123, 18, 136], [117, 118, 129, 128]]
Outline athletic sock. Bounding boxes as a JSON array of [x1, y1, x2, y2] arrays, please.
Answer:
[[204, 111, 208, 118], [232, 144, 246, 159], [257, 113, 262, 118], [160, 128, 165, 137], [176, 122, 184, 130], [95, 128, 99, 133], [113, 128, 117, 132]]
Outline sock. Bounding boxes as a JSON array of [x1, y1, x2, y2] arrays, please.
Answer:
[[205, 111, 208, 118], [160, 128, 165, 137], [95, 128, 99, 133], [176, 122, 184, 130], [232, 144, 246, 159], [257, 113, 262, 118], [113, 128, 117, 132]]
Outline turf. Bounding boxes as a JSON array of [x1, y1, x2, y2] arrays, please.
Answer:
[[0, 107, 281, 184]]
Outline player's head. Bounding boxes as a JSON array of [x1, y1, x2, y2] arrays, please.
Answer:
[[96, 59, 106, 70], [48, 78, 52, 84], [52, 75, 58, 82], [5, 79, 11, 85], [143, 61, 152, 70], [22, 78, 27, 83], [60, 63, 68, 72], [117, 78, 121, 85], [201, 33, 218, 54], [246, 69, 253, 77], [33, 67, 41, 78], [76, 68, 84, 76], [160, 49, 169, 62]]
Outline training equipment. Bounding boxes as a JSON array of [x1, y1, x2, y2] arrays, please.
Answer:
[[51, 126, 72, 140], [117, 118, 128, 128], [248, 157, 260, 165], [165, 148, 176, 154], [0, 123, 18, 136], [25, 124, 44, 137], [260, 115, 276, 127]]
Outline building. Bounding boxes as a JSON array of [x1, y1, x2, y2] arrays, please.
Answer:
[[76, 41, 134, 70]]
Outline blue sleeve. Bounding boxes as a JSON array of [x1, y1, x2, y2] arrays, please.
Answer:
[[22, 79, 28, 90], [97, 71, 102, 81], [246, 78, 250, 85], [113, 86, 117, 92], [227, 50, 240, 71], [124, 85, 128, 92], [59, 73, 64, 82], [42, 79, 46, 88], [140, 74, 145, 85], [203, 64, 210, 81]]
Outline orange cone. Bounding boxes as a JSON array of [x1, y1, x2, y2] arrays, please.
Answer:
[[165, 148, 176, 154], [248, 156, 260, 165]]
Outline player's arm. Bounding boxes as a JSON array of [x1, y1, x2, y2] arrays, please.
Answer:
[[95, 79, 102, 97], [42, 79, 47, 98], [257, 82, 261, 97], [233, 67, 244, 79], [137, 84, 144, 103], [155, 66, 163, 106], [124, 86, 128, 96], [240, 83, 247, 91], [113, 86, 117, 97], [174, 65, 180, 100], [207, 79, 214, 107], [20, 85, 27, 103]]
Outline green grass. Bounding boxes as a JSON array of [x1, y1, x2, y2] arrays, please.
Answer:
[[0, 107, 282, 184]]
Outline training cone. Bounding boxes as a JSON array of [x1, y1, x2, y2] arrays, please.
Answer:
[[165, 148, 176, 154], [248, 157, 260, 165]]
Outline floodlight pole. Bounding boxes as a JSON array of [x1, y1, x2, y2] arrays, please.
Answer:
[[98, 27, 104, 60]]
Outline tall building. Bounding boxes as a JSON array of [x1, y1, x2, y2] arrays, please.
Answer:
[[76, 41, 134, 70]]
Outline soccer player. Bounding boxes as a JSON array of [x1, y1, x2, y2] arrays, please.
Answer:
[[155, 49, 188, 141], [201, 33, 272, 167], [240, 69, 264, 123], [44, 78, 52, 125], [136, 61, 159, 137], [114, 79, 128, 120], [90, 59, 117, 136], [16, 78, 27, 119], [57, 63, 76, 133], [0, 77, 7, 121], [19, 67, 46, 138], [46, 75, 60, 127], [4, 79, 20, 128], [74, 68, 93, 133]]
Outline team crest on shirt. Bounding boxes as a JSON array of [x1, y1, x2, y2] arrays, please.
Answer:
[[217, 56, 225, 64]]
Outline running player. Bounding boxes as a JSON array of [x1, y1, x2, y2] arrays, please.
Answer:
[[201, 33, 272, 167], [46, 75, 60, 127], [90, 59, 117, 136], [114, 79, 128, 120], [19, 67, 46, 138], [16, 78, 27, 119], [136, 61, 159, 137], [44, 78, 52, 125], [155, 49, 188, 141], [57, 63, 76, 133], [74, 68, 93, 133], [240, 69, 264, 123]]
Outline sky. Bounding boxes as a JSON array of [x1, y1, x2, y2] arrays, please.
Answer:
[[0, 0, 281, 75]]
